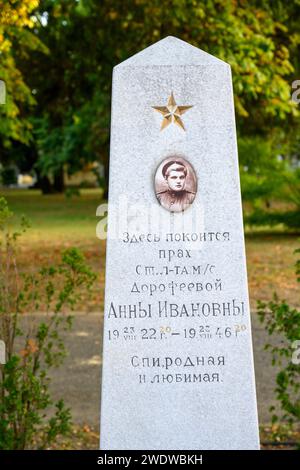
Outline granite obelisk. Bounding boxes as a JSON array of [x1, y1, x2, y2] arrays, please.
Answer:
[[100, 36, 259, 450]]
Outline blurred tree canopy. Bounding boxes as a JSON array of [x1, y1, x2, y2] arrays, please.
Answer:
[[0, 0, 47, 145], [0, 0, 300, 199]]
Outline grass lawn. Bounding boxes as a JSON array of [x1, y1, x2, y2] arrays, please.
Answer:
[[1, 188, 106, 312], [1, 188, 299, 311], [2, 188, 104, 242]]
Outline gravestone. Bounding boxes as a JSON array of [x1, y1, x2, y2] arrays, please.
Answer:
[[100, 36, 259, 450]]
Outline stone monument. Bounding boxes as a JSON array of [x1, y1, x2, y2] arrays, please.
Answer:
[[100, 36, 260, 450]]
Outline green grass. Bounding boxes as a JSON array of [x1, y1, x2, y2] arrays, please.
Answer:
[[1, 188, 104, 243], [1, 188, 106, 312]]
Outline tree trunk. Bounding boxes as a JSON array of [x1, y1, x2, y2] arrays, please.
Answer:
[[53, 167, 65, 193], [103, 161, 109, 200], [34, 174, 53, 194]]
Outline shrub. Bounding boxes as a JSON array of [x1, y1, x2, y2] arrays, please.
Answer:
[[257, 248, 300, 430], [0, 197, 96, 449], [0, 167, 18, 186]]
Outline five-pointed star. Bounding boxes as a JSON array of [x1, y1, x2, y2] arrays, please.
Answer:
[[152, 92, 193, 131]]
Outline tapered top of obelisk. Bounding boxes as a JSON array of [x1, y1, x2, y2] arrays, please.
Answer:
[[115, 36, 228, 68]]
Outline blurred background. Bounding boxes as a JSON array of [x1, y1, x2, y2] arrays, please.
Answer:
[[0, 0, 299, 450]]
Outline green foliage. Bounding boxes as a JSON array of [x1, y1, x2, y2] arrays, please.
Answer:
[[245, 209, 300, 230], [8, 0, 299, 193], [285, 168, 300, 208], [33, 90, 109, 183], [239, 136, 286, 207], [257, 248, 300, 430], [0, 166, 18, 186], [65, 187, 81, 199], [0, 0, 48, 146], [238, 132, 300, 229], [0, 197, 96, 449], [1, 0, 300, 204]]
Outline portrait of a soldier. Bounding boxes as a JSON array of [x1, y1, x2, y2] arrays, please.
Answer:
[[156, 160, 196, 212]]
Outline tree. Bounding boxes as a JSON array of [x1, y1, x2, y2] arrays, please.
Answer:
[[5, 1, 300, 194], [0, 0, 47, 149]]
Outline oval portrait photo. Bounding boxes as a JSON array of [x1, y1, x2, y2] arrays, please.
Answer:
[[154, 156, 197, 213]]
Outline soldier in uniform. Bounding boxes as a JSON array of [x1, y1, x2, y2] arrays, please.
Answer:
[[156, 160, 196, 212]]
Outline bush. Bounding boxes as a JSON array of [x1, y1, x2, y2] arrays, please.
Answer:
[[257, 248, 300, 430], [245, 209, 300, 230], [0, 167, 18, 186], [0, 197, 96, 449]]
